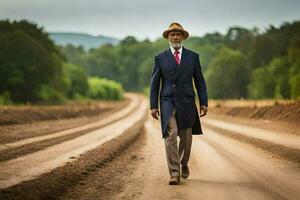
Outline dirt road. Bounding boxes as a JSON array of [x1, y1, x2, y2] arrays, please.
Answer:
[[0, 93, 146, 189], [115, 115, 300, 200], [0, 94, 299, 200]]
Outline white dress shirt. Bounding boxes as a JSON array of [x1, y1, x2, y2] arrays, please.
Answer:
[[170, 45, 182, 60]]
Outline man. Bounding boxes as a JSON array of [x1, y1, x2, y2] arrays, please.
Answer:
[[149, 22, 208, 185]]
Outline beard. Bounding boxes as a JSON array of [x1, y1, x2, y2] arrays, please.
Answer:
[[169, 40, 183, 49]]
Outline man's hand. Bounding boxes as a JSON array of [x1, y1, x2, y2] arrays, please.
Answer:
[[199, 105, 208, 117], [151, 109, 160, 120]]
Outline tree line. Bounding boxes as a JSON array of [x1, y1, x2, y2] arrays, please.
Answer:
[[0, 20, 123, 104], [0, 19, 299, 104], [61, 20, 300, 100]]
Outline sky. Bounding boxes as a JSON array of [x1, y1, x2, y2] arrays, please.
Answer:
[[1, 0, 300, 41]]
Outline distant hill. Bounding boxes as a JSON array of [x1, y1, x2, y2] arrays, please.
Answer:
[[48, 32, 119, 50]]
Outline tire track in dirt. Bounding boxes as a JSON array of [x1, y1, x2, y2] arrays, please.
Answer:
[[200, 130, 300, 200], [202, 122, 300, 165], [0, 116, 146, 200], [0, 98, 131, 144], [204, 118, 300, 149], [0, 94, 147, 189], [0, 94, 140, 161]]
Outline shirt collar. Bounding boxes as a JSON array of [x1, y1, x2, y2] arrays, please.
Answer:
[[170, 45, 183, 55]]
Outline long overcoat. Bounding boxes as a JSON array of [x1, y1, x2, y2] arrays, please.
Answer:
[[150, 47, 208, 138]]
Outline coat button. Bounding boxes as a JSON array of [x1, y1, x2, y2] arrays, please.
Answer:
[[172, 84, 176, 87], [170, 71, 173, 74]]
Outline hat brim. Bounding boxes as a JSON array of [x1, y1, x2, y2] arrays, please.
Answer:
[[163, 29, 189, 40]]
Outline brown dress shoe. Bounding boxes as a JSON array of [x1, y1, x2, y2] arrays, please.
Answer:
[[169, 176, 180, 185], [181, 166, 189, 178]]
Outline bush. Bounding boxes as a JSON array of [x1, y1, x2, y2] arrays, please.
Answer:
[[88, 77, 124, 100], [0, 91, 12, 105], [35, 84, 66, 104], [64, 63, 89, 98], [143, 86, 150, 97]]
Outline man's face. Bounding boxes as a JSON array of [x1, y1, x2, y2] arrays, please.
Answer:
[[168, 31, 183, 49]]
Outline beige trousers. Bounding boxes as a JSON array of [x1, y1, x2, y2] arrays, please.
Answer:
[[164, 108, 193, 177]]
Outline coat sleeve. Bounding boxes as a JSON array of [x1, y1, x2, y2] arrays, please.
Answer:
[[150, 55, 162, 110], [193, 53, 208, 107]]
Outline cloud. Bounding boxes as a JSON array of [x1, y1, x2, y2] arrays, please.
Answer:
[[0, 0, 299, 40]]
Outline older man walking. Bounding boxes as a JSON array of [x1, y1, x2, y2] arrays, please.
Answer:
[[149, 22, 208, 185]]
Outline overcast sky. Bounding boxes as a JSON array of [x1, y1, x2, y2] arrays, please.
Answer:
[[1, 0, 300, 40]]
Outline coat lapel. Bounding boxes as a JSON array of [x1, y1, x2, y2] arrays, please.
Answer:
[[166, 48, 178, 70]]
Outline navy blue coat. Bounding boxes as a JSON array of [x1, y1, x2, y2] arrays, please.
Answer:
[[150, 47, 208, 138]]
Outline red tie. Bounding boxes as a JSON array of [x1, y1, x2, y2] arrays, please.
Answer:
[[174, 50, 180, 65]]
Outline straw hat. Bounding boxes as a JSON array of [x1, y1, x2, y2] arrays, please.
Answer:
[[163, 22, 189, 40]]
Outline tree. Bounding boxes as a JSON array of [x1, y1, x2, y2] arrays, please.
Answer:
[[0, 20, 65, 103], [224, 26, 256, 55], [288, 38, 300, 99], [248, 57, 291, 99], [206, 47, 250, 99], [64, 63, 89, 98]]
